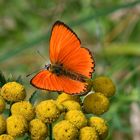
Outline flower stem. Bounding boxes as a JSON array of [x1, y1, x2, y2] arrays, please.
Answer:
[[49, 124, 52, 140], [8, 101, 13, 116]]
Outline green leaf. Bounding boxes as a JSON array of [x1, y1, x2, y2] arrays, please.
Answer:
[[15, 134, 30, 140], [16, 75, 23, 84], [0, 71, 6, 87], [29, 90, 40, 105], [7, 74, 14, 82], [3, 109, 10, 118]]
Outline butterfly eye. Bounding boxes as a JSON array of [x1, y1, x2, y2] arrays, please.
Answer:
[[45, 64, 51, 70]]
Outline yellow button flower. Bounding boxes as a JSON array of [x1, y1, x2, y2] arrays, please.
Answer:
[[89, 117, 108, 139], [79, 126, 99, 140], [56, 92, 81, 104], [0, 96, 5, 113], [92, 76, 116, 97], [36, 100, 60, 123], [1, 82, 26, 102], [53, 120, 78, 140], [0, 115, 6, 134], [65, 110, 87, 129], [62, 100, 81, 111], [6, 115, 28, 137], [29, 119, 48, 140], [11, 101, 35, 121], [55, 101, 65, 113], [0, 134, 14, 140], [83, 92, 110, 115]]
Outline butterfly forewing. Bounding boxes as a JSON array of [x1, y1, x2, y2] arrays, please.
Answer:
[[49, 21, 94, 78]]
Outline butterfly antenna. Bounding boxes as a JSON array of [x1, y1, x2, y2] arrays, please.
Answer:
[[26, 68, 43, 77], [36, 50, 47, 61]]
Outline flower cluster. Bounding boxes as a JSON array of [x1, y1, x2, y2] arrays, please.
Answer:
[[0, 82, 48, 139], [53, 76, 116, 140], [0, 75, 116, 140]]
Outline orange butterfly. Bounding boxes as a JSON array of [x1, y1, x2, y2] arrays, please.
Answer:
[[30, 21, 95, 94]]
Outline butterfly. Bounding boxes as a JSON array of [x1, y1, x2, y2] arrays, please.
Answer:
[[30, 21, 95, 95]]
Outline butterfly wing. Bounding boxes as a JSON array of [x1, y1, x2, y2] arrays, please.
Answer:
[[49, 21, 94, 78], [31, 21, 94, 94], [30, 70, 87, 94]]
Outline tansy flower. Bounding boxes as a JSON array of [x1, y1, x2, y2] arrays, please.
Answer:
[[1, 82, 26, 102], [65, 110, 87, 129], [0, 134, 14, 140], [36, 100, 60, 123], [29, 119, 48, 140], [56, 92, 81, 104], [55, 101, 65, 113], [83, 92, 110, 115], [53, 120, 78, 140], [92, 76, 116, 97], [79, 126, 99, 140], [0, 96, 5, 113], [62, 100, 81, 111], [11, 101, 35, 121], [0, 115, 6, 134], [88, 117, 108, 139], [6, 115, 28, 137]]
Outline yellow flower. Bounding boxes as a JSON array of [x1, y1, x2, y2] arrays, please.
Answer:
[[11, 101, 35, 121], [79, 126, 99, 140], [0, 96, 5, 113], [0, 115, 6, 134], [92, 76, 116, 97], [36, 100, 60, 123], [62, 100, 81, 111], [89, 117, 108, 139], [56, 92, 81, 104], [0, 134, 14, 140], [55, 101, 65, 113], [53, 120, 78, 140], [83, 92, 110, 115], [29, 119, 48, 140], [1, 82, 26, 102], [6, 115, 28, 137], [65, 110, 87, 129]]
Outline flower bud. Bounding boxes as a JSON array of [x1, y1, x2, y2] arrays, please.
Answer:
[[0, 134, 14, 140], [53, 120, 78, 140], [65, 110, 87, 129], [83, 92, 110, 115], [92, 76, 116, 97], [36, 100, 60, 123], [89, 117, 108, 139], [29, 119, 48, 140], [0, 96, 5, 113], [11, 101, 35, 121], [79, 126, 99, 140], [1, 82, 26, 102], [0, 115, 6, 134], [7, 115, 28, 137]]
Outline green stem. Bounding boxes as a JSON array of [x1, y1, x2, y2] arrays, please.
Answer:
[[8, 101, 13, 116], [49, 124, 52, 140]]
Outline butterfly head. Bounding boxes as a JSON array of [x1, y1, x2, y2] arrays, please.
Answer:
[[45, 63, 63, 76], [45, 64, 51, 70]]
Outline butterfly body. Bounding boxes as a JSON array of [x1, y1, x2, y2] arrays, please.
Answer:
[[30, 21, 95, 95], [45, 63, 87, 82]]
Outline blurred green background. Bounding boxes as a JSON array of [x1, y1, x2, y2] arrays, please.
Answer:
[[0, 0, 140, 139]]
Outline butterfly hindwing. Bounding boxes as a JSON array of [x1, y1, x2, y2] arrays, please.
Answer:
[[30, 70, 87, 94]]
